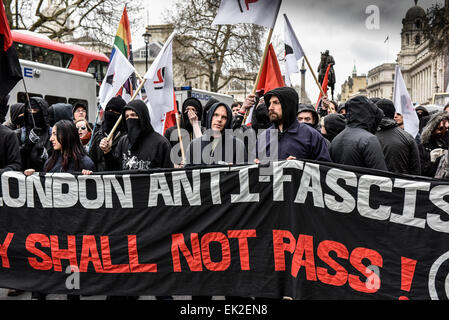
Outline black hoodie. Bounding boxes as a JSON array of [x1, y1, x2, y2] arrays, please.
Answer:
[[297, 103, 320, 130], [48, 103, 73, 127], [330, 96, 387, 170], [20, 97, 52, 171], [164, 97, 205, 148], [186, 102, 246, 166], [105, 100, 173, 170], [264, 87, 298, 131]]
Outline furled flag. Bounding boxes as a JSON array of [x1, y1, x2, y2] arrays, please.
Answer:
[[394, 65, 419, 138], [98, 45, 135, 109], [114, 7, 138, 102], [144, 32, 175, 135], [163, 92, 178, 135], [315, 64, 331, 110], [212, 0, 282, 29], [283, 14, 305, 87], [0, 2, 22, 100]]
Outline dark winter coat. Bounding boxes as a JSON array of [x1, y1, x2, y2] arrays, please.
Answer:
[[0, 124, 22, 173], [104, 100, 173, 171], [43, 154, 95, 173], [418, 111, 449, 177], [186, 102, 247, 166], [330, 96, 387, 170], [375, 117, 421, 175], [259, 87, 331, 162], [20, 97, 52, 172]]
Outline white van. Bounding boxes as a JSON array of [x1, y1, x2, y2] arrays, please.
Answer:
[[7, 59, 98, 122]]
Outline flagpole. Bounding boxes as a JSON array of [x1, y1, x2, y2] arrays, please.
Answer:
[[243, 28, 274, 123], [303, 55, 326, 97], [106, 78, 147, 141], [175, 113, 186, 164]]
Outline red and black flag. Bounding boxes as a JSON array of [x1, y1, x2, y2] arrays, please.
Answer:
[[0, 2, 22, 100]]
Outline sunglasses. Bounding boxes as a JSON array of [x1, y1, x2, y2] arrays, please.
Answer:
[[77, 126, 87, 131]]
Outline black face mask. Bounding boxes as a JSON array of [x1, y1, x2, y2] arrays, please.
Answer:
[[27, 111, 45, 129], [126, 118, 142, 147], [103, 111, 120, 134], [14, 114, 25, 127]]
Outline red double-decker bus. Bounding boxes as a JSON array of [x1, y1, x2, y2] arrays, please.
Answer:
[[11, 30, 109, 82]]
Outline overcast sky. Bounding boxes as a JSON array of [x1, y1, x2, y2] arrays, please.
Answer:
[[140, 0, 444, 101]]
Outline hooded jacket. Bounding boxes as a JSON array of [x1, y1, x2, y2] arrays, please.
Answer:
[[48, 103, 73, 127], [259, 87, 331, 162], [105, 100, 173, 170], [418, 111, 449, 177], [415, 105, 430, 133], [164, 97, 205, 148], [4, 103, 25, 130], [201, 97, 219, 128], [375, 117, 421, 175], [330, 96, 387, 170], [322, 113, 346, 142], [0, 124, 22, 173], [20, 97, 52, 171], [297, 103, 320, 130], [186, 102, 247, 166]]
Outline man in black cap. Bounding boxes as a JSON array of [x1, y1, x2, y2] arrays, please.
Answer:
[[375, 99, 420, 175], [89, 96, 127, 171]]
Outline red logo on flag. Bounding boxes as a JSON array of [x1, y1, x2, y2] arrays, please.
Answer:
[[237, 0, 259, 12], [153, 67, 166, 90]]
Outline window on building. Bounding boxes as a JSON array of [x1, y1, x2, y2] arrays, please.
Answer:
[[415, 34, 421, 45]]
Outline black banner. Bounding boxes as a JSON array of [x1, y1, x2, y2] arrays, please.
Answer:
[[0, 160, 449, 300]]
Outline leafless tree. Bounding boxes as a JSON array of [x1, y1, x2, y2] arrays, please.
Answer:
[[162, 0, 267, 92], [4, 0, 143, 46]]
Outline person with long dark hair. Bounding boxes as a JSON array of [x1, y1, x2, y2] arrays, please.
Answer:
[[24, 120, 95, 300]]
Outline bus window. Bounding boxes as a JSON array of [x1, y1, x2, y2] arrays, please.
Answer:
[[87, 60, 109, 82], [14, 42, 73, 68], [17, 92, 43, 103], [45, 95, 67, 106]]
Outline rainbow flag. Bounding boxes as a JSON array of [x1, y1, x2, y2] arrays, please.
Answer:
[[112, 7, 137, 100]]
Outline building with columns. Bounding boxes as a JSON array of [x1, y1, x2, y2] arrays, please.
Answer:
[[340, 64, 367, 102], [367, 1, 448, 105]]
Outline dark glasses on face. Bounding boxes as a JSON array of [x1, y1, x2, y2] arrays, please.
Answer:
[[78, 126, 87, 131]]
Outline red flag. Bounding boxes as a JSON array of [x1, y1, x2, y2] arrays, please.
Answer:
[[0, 2, 22, 100], [163, 91, 178, 134], [256, 43, 285, 96], [315, 64, 331, 110]]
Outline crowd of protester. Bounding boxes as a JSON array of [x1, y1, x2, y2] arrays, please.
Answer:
[[1, 85, 449, 299]]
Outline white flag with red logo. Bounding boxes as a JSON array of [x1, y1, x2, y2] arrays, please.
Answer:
[[393, 65, 419, 138], [212, 0, 282, 29], [144, 32, 175, 134], [284, 14, 305, 87]]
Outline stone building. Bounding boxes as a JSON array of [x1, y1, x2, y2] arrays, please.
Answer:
[[366, 63, 396, 100], [340, 64, 367, 102]]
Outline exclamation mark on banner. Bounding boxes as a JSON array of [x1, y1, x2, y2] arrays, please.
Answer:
[[399, 257, 417, 300]]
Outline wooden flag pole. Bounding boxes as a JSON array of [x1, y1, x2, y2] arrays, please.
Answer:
[[106, 78, 147, 141], [303, 54, 326, 98], [243, 28, 274, 123], [175, 113, 186, 164]]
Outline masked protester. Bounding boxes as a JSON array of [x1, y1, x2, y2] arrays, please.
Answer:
[[320, 113, 346, 143], [19, 97, 52, 172], [330, 96, 387, 170], [48, 103, 73, 127], [419, 111, 449, 177], [88, 97, 126, 172], [100, 99, 173, 171], [75, 119, 92, 151], [164, 97, 204, 165]]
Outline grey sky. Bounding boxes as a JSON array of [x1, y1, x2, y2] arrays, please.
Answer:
[[142, 0, 444, 101]]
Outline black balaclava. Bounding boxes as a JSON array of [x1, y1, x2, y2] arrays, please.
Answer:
[[103, 96, 126, 134], [182, 97, 203, 132], [126, 118, 141, 147]]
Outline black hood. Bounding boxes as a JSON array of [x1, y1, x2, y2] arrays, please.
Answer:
[[345, 96, 384, 134], [323, 113, 347, 141], [48, 103, 73, 127], [378, 117, 398, 131], [202, 97, 219, 128], [206, 102, 233, 131], [264, 86, 299, 130], [251, 102, 271, 130], [415, 105, 429, 118], [9, 103, 25, 125], [181, 97, 203, 130], [122, 100, 154, 134], [24, 97, 50, 128], [297, 103, 319, 127]]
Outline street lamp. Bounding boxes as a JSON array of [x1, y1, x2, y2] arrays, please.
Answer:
[[142, 27, 152, 71]]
